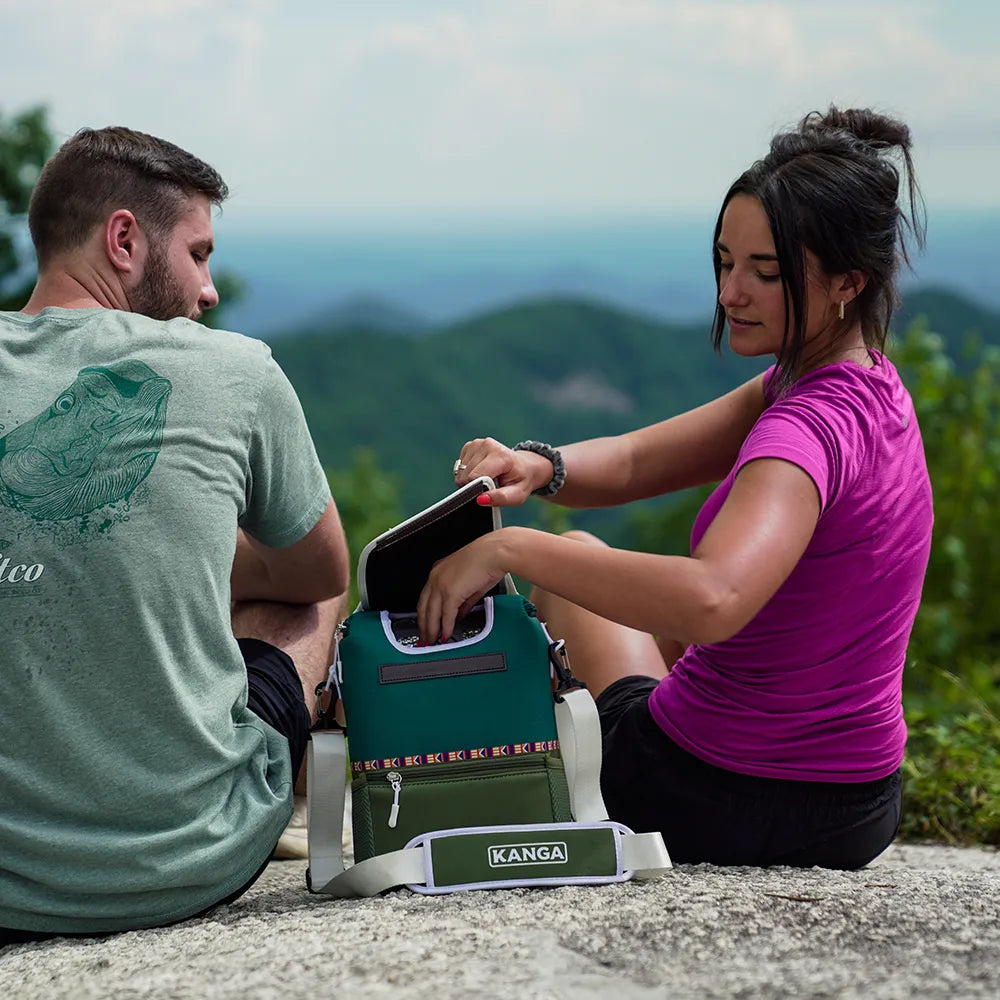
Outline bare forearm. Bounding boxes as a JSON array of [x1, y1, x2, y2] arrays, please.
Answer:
[[231, 545, 345, 604], [546, 435, 639, 508], [542, 374, 768, 508], [496, 526, 734, 644], [424, 453, 818, 648]]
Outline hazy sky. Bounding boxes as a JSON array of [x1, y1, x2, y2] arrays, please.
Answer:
[[4, 0, 998, 223]]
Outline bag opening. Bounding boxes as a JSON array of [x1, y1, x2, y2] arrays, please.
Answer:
[[383, 602, 489, 651]]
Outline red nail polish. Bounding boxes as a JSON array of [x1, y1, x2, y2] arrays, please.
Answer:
[[476, 494, 491, 506], [417, 640, 426, 647]]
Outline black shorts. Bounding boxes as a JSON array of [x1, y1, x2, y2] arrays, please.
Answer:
[[239, 637, 312, 784], [597, 676, 902, 870], [0, 639, 310, 948]]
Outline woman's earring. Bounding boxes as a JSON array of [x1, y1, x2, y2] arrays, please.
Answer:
[[838, 300, 845, 321]]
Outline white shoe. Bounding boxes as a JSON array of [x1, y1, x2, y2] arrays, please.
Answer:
[[273, 794, 308, 860]]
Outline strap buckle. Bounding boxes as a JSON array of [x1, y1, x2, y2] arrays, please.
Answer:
[[312, 681, 344, 733], [549, 639, 586, 702], [313, 627, 346, 732]]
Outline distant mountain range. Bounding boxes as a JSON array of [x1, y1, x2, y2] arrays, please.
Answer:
[[267, 285, 1000, 521], [215, 209, 1000, 338]]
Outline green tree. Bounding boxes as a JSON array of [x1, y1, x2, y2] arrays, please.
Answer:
[[0, 105, 53, 310], [624, 485, 712, 557], [892, 323, 1000, 704], [325, 449, 404, 606], [201, 269, 247, 330]]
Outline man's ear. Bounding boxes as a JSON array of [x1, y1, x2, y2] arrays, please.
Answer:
[[105, 210, 143, 275]]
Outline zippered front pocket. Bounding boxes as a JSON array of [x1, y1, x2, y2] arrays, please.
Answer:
[[351, 754, 571, 860]]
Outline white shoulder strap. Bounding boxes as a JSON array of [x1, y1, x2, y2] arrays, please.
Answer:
[[621, 831, 673, 879], [554, 686, 608, 822], [306, 730, 349, 890], [315, 846, 426, 897], [312, 823, 670, 897]]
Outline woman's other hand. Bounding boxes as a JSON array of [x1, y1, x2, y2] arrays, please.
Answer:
[[452, 437, 553, 506]]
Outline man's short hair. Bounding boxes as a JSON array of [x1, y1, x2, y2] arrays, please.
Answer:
[[28, 126, 229, 268]]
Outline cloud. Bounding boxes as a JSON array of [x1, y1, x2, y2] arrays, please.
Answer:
[[3, 0, 998, 214]]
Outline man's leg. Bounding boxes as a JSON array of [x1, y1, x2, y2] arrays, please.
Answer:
[[231, 594, 347, 726], [530, 530, 670, 698], [231, 595, 348, 860]]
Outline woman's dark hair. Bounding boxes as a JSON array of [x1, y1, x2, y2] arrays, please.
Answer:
[[710, 106, 926, 396], [28, 126, 229, 268]]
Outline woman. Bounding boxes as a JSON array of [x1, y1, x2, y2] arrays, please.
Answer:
[[416, 107, 933, 870]]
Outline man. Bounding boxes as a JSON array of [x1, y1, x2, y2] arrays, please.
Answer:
[[0, 127, 349, 942]]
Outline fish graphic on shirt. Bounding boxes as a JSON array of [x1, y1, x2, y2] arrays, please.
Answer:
[[0, 360, 172, 521]]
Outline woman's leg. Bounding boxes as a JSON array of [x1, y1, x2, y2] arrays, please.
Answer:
[[529, 530, 670, 697]]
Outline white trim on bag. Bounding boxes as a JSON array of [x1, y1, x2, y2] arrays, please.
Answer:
[[358, 476, 502, 610], [378, 596, 496, 656]]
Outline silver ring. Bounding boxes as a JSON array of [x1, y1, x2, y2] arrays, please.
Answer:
[[453, 459, 468, 474]]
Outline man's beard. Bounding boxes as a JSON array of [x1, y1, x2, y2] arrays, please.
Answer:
[[130, 243, 196, 321]]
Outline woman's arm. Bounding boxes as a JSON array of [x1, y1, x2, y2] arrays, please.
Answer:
[[458, 372, 769, 509], [418, 455, 820, 646]]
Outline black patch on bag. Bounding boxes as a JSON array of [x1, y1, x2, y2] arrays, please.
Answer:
[[379, 653, 508, 684]]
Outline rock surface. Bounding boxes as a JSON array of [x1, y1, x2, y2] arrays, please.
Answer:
[[2, 843, 998, 999]]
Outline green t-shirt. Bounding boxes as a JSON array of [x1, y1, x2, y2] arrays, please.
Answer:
[[0, 307, 332, 932]]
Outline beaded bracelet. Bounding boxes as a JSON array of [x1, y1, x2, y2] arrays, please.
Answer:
[[512, 440, 566, 497]]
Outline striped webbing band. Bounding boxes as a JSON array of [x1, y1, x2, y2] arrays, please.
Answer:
[[350, 739, 559, 774]]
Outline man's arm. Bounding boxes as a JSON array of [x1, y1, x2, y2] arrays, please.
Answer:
[[231, 499, 350, 605]]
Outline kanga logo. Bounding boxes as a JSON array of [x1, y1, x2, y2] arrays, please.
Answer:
[[487, 841, 568, 868]]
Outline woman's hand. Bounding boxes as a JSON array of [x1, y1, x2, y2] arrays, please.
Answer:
[[452, 437, 553, 506], [417, 531, 510, 645]]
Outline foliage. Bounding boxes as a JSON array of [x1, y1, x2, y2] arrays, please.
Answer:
[[891, 323, 1000, 701], [894, 286, 1000, 361], [325, 449, 403, 607], [0, 105, 52, 309], [900, 686, 1000, 846], [535, 498, 575, 537], [202, 269, 247, 330], [888, 324, 1000, 846], [624, 484, 712, 555]]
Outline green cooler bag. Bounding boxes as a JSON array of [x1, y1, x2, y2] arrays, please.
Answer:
[[342, 593, 574, 860], [306, 478, 671, 896]]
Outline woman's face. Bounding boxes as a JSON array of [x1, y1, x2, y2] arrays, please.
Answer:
[[716, 194, 838, 359]]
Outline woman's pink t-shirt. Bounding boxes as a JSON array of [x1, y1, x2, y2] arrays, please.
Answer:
[[648, 354, 933, 781]]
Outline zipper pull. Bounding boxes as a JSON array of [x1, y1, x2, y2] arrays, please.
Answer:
[[386, 771, 402, 828]]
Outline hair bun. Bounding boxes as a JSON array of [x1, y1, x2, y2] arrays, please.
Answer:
[[801, 106, 911, 153]]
